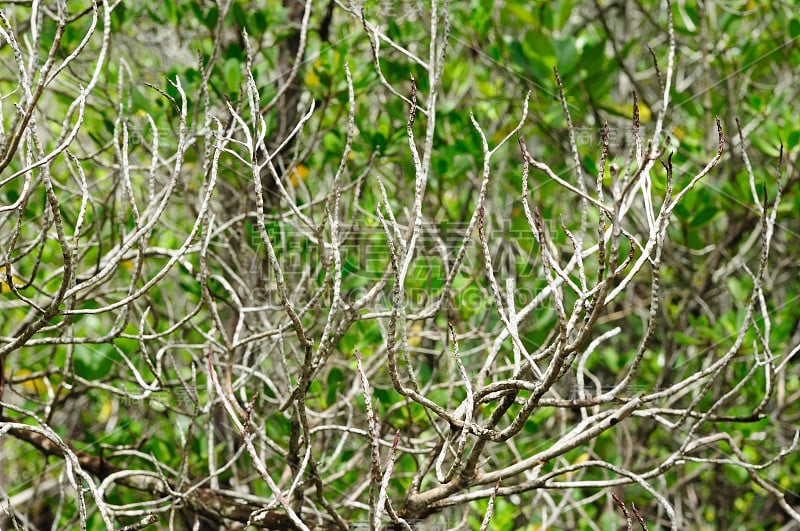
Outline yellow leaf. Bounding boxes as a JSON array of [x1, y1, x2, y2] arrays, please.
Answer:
[[407, 321, 424, 349], [600, 101, 652, 123], [304, 59, 324, 89], [98, 399, 113, 423], [289, 164, 309, 187], [492, 123, 517, 144], [672, 126, 685, 141], [563, 452, 590, 479], [14, 369, 48, 396], [0, 266, 24, 293], [573, 452, 589, 465], [304, 68, 320, 88]]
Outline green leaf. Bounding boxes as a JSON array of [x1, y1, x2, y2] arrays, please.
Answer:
[[326, 368, 344, 407], [163, 0, 177, 24], [553, 36, 578, 76], [111, 4, 128, 31], [203, 6, 220, 30], [603, 348, 620, 371], [674, 331, 703, 346], [727, 277, 752, 302], [556, 0, 573, 31], [507, 39, 529, 76], [523, 30, 557, 70], [672, 201, 689, 221], [223, 58, 242, 94], [750, 134, 781, 157], [689, 205, 719, 228], [789, 18, 800, 40], [231, 1, 246, 27], [787, 129, 800, 151], [74, 344, 115, 380], [504, 3, 536, 26], [687, 229, 704, 250], [251, 11, 267, 33]]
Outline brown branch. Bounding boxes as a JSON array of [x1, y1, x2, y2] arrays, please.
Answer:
[[0, 415, 299, 529]]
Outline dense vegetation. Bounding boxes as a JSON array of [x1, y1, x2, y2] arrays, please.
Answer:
[[1, 1, 798, 529]]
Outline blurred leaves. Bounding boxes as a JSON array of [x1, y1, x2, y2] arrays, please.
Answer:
[[1, 0, 798, 529]]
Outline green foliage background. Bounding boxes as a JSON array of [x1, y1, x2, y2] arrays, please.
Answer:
[[1, 0, 798, 529]]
